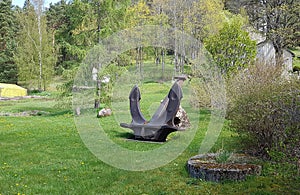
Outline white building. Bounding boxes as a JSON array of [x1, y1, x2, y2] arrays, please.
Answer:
[[249, 31, 295, 77], [257, 40, 295, 76]]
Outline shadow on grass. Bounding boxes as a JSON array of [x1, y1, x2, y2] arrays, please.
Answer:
[[48, 109, 73, 117], [113, 131, 135, 139], [11, 106, 73, 117]]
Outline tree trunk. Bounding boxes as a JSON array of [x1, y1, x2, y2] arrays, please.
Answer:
[[32, 0, 44, 91], [161, 48, 165, 80], [274, 44, 284, 67], [94, 1, 101, 109], [94, 80, 101, 109], [94, 64, 101, 109], [37, 14, 43, 91], [136, 47, 139, 72], [136, 46, 143, 79], [155, 47, 160, 66], [140, 46, 143, 79]]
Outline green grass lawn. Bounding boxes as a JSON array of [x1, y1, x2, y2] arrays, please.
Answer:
[[1, 83, 300, 194]]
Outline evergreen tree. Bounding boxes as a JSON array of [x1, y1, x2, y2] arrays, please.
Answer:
[[46, 0, 95, 72], [0, 0, 18, 83], [97, 0, 131, 38], [46, 0, 68, 45]]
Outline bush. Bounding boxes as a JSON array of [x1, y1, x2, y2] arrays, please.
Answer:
[[55, 67, 78, 109], [98, 64, 127, 107], [190, 78, 211, 109], [204, 15, 257, 77], [227, 62, 300, 161], [115, 53, 132, 67]]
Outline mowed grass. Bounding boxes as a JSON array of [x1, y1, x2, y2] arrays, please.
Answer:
[[1, 83, 300, 194]]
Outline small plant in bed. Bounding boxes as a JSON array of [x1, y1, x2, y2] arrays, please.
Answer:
[[187, 152, 262, 182]]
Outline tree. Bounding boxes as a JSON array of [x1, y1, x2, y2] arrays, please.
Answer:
[[32, 0, 45, 90], [152, 0, 189, 74], [46, 0, 69, 74], [245, 0, 300, 64], [151, 0, 227, 75], [183, 0, 226, 41], [98, 0, 131, 38], [46, 0, 68, 48], [87, 0, 131, 108], [15, 1, 55, 90], [125, 1, 159, 78], [0, 0, 18, 83], [205, 16, 257, 77], [46, 0, 95, 74]]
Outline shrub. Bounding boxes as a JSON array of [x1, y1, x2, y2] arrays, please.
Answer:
[[55, 67, 78, 109], [204, 15, 257, 77], [190, 78, 211, 109], [98, 64, 127, 107], [115, 53, 132, 67], [227, 62, 300, 161]]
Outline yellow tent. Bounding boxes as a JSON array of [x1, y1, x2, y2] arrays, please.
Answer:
[[0, 83, 27, 97]]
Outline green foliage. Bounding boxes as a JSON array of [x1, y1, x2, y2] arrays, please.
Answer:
[[46, 0, 72, 74], [115, 52, 132, 67], [291, 47, 300, 73], [46, 0, 68, 33], [227, 62, 300, 160], [15, 3, 56, 90], [189, 78, 211, 109], [294, 64, 300, 72], [215, 149, 232, 163], [98, 0, 131, 37], [0, 0, 18, 83], [125, 0, 160, 27], [66, 0, 96, 46], [205, 16, 257, 77], [55, 66, 78, 109], [183, 0, 226, 41], [46, 0, 96, 74], [98, 64, 127, 106], [124, 1, 169, 73]]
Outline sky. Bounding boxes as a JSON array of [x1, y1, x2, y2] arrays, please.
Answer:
[[12, 0, 62, 8]]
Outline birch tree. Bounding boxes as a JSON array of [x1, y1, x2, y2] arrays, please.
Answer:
[[15, 0, 55, 90], [32, 0, 44, 90]]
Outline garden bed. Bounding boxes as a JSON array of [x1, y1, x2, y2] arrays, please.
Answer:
[[187, 153, 262, 182]]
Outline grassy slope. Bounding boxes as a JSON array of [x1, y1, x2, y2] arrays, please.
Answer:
[[0, 84, 299, 194]]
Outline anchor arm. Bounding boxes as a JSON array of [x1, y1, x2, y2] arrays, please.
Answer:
[[129, 85, 147, 124]]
